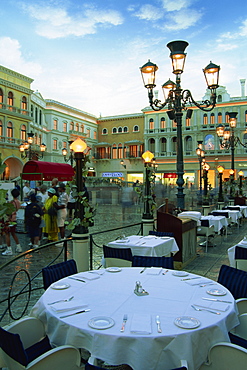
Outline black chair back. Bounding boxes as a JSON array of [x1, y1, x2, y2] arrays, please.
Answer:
[[42, 259, 78, 290], [132, 255, 174, 269], [235, 246, 247, 260], [200, 219, 210, 227], [218, 264, 247, 299], [103, 245, 133, 262], [149, 231, 175, 237], [212, 211, 229, 218]]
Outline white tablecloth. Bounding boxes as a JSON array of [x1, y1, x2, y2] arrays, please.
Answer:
[[178, 211, 201, 225], [228, 238, 247, 267], [212, 209, 242, 224], [108, 235, 179, 257], [201, 215, 228, 234], [30, 268, 239, 370]]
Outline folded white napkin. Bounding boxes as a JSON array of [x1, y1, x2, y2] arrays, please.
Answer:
[[185, 279, 211, 286], [76, 273, 100, 280], [50, 301, 88, 313], [130, 314, 152, 334], [147, 267, 162, 275], [193, 299, 229, 312]]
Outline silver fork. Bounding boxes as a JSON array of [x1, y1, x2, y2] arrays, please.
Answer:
[[120, 314, 128, 332], [48, 296, 74, 305], [191, 305, 220, 315]]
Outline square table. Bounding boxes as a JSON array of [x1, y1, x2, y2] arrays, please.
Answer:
[[108, 235, 179, 257], [228, 238, 247, 267], [201, 215, 228, 234]]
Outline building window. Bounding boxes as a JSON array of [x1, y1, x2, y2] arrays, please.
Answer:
[[31, 105, 34, 117], [225, 112, 229, 124], [186, 118, 191, 127], [203, 114, 208, 125], [63, 122, 67, 132], [133, 125, 139, 132], [21, 96, 27, 113], [210, 113, 215, 124], [0, 120, 2, 137], [172, 120, 176, 129], [7, 121, 13, 139], [70, 121, 74, 131], [160, 117, 166, 129], [0, 88, 3, 104], [160, 137, 167, 153], [112, 144, 117, 159], [86, 128, 90, 137], [35, 107, 38, 123], [53, 119, 58, 130], [38, 135, 41, 146], [118, 144, 123, 158], [80, 124, 84, 133], [8, 91, 13, 110], [123, 126, 128, 133], [149, 138, 155, 153], [102, 128, 107, 135], [112, 127, 117, 134], [118, 127, 122, 133], [39, 110, 42, 125], [129, 145, 138, 157], [21, 125, 26, 140], [75, 123, 79, 132], [63, 141, 67, 149], [218, 112, 222, 124], [218, 95, 222, 103], [149, 119, 154, 130], [172, 137, 177, 152], [53, 139, 57, 150], [94, 131, 97, 140], [185, 136, 192, 151]]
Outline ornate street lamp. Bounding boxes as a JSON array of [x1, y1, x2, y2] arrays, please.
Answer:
[[203, 162, 210, 203], [196, 140, 205, 197], [239, 170, 244, 196], [19, 131, 46, 160], [217, 165, 224, 203], [120, 160, 126, 169], [142, 150, 155, 220], [62, 140, 74, 166], [140, 40, 220, 210]]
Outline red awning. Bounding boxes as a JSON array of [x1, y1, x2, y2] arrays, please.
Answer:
[[21, 160, 75, 181]]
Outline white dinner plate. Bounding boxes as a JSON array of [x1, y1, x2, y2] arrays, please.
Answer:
[[174, 316, 200, 329], [206, 288, 227, 296], [50, 283, 70, 290], [106, 267, 122, 273], [172, 271, 189, 277], [88, 316, 115, 330], [115, 240, 128, 243]]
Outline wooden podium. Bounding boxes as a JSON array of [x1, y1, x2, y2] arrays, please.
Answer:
[[157, 205, 197, 269]]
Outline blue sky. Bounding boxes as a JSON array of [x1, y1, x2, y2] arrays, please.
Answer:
[[0, 0, 247, 117]]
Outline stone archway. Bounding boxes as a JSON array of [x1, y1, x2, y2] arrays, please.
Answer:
[[2, 157, 23, 180]]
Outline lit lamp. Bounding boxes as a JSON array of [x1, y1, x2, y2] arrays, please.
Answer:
[[239, 170, 244, 196], [70, 137, 88, 272], [62, 140, 74, 165], [19, 131, 46, 160], [203, 163, 210, 203], [196, 141, 205, 198], [142, 150, 155, 234], [229, 169, 235, 199], [140, 40, 220, 210], [120, 160, 126, 169], [217, 165, 224, 203]]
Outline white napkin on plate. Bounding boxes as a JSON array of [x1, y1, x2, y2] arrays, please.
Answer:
[[193, 299, 229, 312], [147, 267, 162, 275], [130, 314, 152, 334], [50, 301, 88, 313]]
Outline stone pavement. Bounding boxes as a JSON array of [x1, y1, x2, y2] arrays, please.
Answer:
[[1, 204, 247, 328]]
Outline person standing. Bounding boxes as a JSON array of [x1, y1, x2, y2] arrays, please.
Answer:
[[2, 189, 22, 256], [23, 181, 30, 201], [43, 188, 59, 242], [56, 182, 69, 243], [25, 194, 43, 249], [37, 184, 48, 207]]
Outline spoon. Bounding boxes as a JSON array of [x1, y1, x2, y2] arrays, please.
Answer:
[[191, 304, 220, 315], [48, 296, 74, 305]]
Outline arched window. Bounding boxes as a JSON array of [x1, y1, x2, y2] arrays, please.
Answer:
[[21, 125, 26, 140], [203, 114, 208, 125], [35, 107, 38, 123], [210, 113, 215, 124], [21, 96, 27, 112], [133, 125, 139, 132], [160, 117, 166, 130], [225, 112, 229, 124], [112, 144, 117, 159], [53, 139, 57, 150], [186, 118, 191, 127], [149, 118, 154, 131], [53, 119, 58, 130], [185, 136, 192, 151], [218, 95, 222, 103], [94, 131, 97, 140], [70, 121, 74, 131], [118, 127, 122, 133], [112, 127, 117, 134], [75, 123, 79, 132], [160, 137, 167, 153], [63, 122, 67, 132], [118, 143, 123, 158], [102, 128, 107, 134], [8, 91, 13, 110], [80, 124, 84, 133], [149, 138, 155, 153], [218, 112, 222, 124], [123, 126, 128, 133], [39, 110, 42, 125], [7, 121, 13, 139], [0, 89, 3, 104], [172, 137, 177, 152], [0, 120, 2, 137]]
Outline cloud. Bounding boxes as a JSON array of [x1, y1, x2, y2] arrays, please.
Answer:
[[164, 9, 202, 30], [134, 5, 164, 21], [20, 2, 124, 39], [0, 37, 42, 76], [160, 0, 192, 12]]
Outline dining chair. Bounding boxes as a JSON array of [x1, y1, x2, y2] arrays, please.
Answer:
[[235, 246, 247, 272], [149, 230, 175, 237], [236, 298, 247, 315], [211, 211, 231, 236], [0, 316, 83, 370], [103, 245, 133, 267], [196, 219, 215, 252], [198, 342, 247, 370], [42, 259, 78, 290], [217, 264, 247, 299], [132, 255, 174, 269], [85, 359, 188, 369], [229, 313, 247, 349]]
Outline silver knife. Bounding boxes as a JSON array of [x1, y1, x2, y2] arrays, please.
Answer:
[[181, 277, 200, 281], [156, 315, 162, 333], [140, 267, 147, 274], [60, 309, 91, 318], [68, 277, 86, 283], [202, 297, 232, 304]]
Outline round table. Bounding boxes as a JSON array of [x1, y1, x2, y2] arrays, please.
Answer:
[[30, 267, 239, 370]]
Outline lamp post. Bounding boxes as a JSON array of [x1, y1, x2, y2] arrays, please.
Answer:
[[239, 170, 244, 196], [19, 131, 46, 160], [62, 140, 74, 166], [217, 165, 224, 203], [140, 40, 220, 210], [69, 137, 89, 272], [196, 141, 205, 201], [203, 162, 210, 201], [142, 150, 155, 235]]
